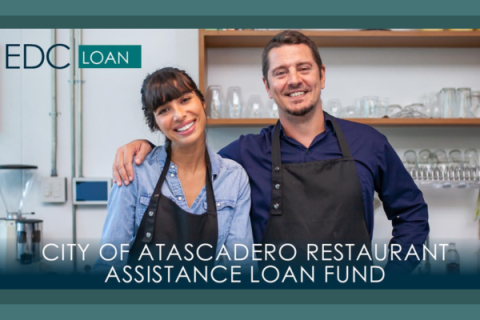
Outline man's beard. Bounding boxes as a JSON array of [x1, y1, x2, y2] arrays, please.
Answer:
[[285, 103, 315, 117]]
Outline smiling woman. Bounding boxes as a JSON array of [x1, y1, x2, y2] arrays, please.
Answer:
[[93, 68, 255, 275], [141, 68, 207, 150]]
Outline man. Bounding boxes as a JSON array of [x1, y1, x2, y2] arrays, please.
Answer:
[[113, 30, 429, 274]]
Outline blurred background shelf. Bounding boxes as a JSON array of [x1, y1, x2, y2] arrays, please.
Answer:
[[202, 30, 480, 49], [416, 182, 480, 189], [207, 118, 480, 127], [199, 29, 480, 103]]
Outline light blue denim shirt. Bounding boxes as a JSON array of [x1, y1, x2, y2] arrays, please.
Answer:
[[94, 145, 254, 273]]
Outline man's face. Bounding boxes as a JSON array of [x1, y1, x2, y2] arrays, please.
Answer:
[[263, 44, 325, 117]]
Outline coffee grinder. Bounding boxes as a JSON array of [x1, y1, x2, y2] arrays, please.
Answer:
[[0, 165, 43, 273]]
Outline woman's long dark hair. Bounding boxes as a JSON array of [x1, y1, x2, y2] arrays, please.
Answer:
[[140, 67, 206, 149]]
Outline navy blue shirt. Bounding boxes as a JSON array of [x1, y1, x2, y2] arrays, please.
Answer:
[[218, 114, 429, 272]]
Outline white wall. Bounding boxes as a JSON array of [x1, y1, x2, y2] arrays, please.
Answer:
[[0, 29, 199, 272], [1, 29, 480, 273]]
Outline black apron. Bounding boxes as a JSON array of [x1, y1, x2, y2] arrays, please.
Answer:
[[262, 114, 371, 269], [128, 148, 218, 268]]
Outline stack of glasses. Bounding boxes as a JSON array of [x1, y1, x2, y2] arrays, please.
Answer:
[[206, 85, 279, 119], [403, 149, 480, 187]]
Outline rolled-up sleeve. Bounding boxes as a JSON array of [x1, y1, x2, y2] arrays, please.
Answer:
[[92, 172, 138, 274], [375, 135, 429, 274], [223, 168, 255, 269]]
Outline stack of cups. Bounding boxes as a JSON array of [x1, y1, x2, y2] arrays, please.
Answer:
[[439, 87, 472, 118]]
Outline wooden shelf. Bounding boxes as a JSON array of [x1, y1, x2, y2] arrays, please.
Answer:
[[202, 30, 480, 49], [199, 29, 480, 93], [207, 118, 480, 127], [198, 30, 480, 128]]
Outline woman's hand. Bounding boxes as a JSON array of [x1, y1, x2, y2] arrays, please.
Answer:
[[113, 140, 153, 186]]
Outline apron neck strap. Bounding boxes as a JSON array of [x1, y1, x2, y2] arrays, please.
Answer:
[[272, 113, 353, 161], [272, 120, 283, 170], [157, 149, 173, 190], [325, 112, 353, 159], [157, 146, 217, 214], [204, 150, 217, 214]]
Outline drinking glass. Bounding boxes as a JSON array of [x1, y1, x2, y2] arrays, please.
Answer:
[[206, 85, 224, 119], [326, 99, 343, 117], [449, 149, 464, 183], [427, 92, 442, 118], [463, 149, 479, 182], [377, 98, 389, 118], [361, 96, 379, 118], [226, 86, 243, 118], [456, 88, 471, 118], [418, 149, 433, 181], [464, 149, 479, 167], [386, 105, 402, 118], [404, 103, 427, 117], [341, 106, 356, 118], [428, 153, 441, 183], [243, 94, 264, 118], [440, 88, 456, 118], [403, 150, 418, 179], [449, 149, 463, 167], [354, 98, 363, 118], [390, 109, 427, 118], [265, 100, 279, 118], [434, 149, 449, 164], [433, 149, 451, 186], [470, 91, 480, 118]]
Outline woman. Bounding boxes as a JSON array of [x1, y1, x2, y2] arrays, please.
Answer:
[[94, 67, 253, 273]]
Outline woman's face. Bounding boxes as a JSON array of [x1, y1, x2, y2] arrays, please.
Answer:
[[154, 91, 206, 148]]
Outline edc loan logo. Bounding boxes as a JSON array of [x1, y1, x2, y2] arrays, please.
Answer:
[[5, 44, 141, 69]]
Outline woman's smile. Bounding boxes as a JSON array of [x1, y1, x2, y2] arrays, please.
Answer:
[[174, 120, 196, 135]]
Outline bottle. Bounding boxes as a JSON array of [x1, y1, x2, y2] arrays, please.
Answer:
[[477, 248, 480, 274], [446, 243, 460, 275]]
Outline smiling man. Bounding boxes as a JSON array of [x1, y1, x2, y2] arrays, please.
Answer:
[[113, 30, 429, 274]]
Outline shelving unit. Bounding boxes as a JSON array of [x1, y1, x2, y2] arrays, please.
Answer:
[[201, 30, 480, 50], [199, 29, 480, 128], [207, 118, 480, 127]]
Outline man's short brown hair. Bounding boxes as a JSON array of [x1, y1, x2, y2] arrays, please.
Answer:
[[262, 30, 323, 87]]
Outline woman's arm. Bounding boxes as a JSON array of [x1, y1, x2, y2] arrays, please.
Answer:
[[223, 169, 255, 268], [92, 171, 138, 274]]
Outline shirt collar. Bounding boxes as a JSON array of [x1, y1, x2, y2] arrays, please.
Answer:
[[278, 112, 336, 139], [154, 144, 219, 179]]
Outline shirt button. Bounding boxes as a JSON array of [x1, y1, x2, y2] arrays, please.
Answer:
[[306, 150, 310, 154], [273, 203, 280, 210], [216, 202, 221, 207], [170, 173, 175, 177], [146, 232, 152, 238], [274, 184, 281, 190], [148, 211, 154, 217], [178, 196, 183, 201], [274, 166, 280, 172], [171, 165, 175, 169]]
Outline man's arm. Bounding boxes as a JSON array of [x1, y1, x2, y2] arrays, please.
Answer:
[[112, 140, 154, 186], [375, 135, 429, 274], [218, 138, 241, 164], [112, 137, 242, 187]]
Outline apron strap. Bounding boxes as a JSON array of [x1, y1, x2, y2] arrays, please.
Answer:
[[141, 149, 171, 243], [270, 121, 283, 216], [204, 150, 218, 215], [325, 112, 353, 160], [141, 145, 217, 243]]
